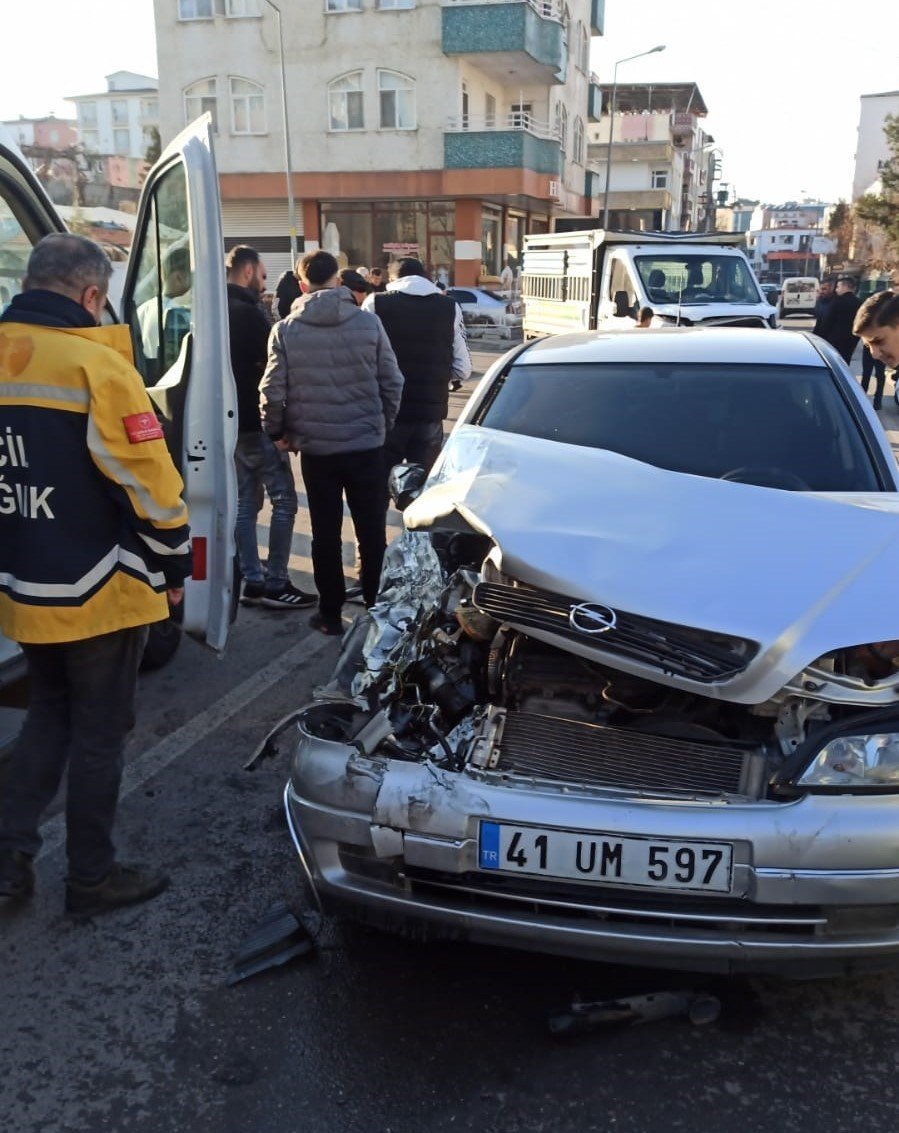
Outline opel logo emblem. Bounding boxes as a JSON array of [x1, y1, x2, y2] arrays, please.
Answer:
[[569, 602, 617, 635]]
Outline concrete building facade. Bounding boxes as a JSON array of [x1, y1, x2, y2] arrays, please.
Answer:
[[68, 71, 160, 162], [852, 90, 899, 202], [153, 0, 605, 282], [586, 82, 716, 232]]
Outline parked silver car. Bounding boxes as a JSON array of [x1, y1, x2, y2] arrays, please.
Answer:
[[445, 286, 521, 328], [284, 328, 899, 977]]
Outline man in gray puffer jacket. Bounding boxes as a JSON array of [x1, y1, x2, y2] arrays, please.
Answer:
[[260, 250, 404, 635]]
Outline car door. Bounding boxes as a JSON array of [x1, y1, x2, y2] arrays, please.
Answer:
[[119, 115, 237, 653], [0, 116, 236, 665]]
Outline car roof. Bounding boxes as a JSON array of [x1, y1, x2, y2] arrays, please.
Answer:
[[518, 328, 828, 368]]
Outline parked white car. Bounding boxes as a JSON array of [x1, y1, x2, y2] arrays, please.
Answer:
[[445, 286, 522, 328], [283, 327, 899, 978]]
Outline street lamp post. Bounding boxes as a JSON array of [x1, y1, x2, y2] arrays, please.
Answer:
[[601, 44, 665, 230], [263, 0, 298, 267]]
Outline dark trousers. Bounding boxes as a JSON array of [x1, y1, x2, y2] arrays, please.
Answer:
[[0, 625, 148, 884], [301, 446, 387, 617], [861, 345, 886, 407], [384, 419, 445, 480]]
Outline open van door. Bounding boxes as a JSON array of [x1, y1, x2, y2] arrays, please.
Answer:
[[0, 116, 236, 674], [120, 115, 237, 653]]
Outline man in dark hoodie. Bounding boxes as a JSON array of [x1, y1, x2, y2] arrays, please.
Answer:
[[259, 250, 403, 635], [226, 245, 314, 610]]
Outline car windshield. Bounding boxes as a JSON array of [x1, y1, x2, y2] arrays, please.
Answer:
[[477, 362, 881, 491], [636, 255, 762, 306]]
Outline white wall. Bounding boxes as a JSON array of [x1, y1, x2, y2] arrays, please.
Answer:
[[853, 92, 899, 202]]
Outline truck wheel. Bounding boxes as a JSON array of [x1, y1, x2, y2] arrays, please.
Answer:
[[140, 616, 182, 671]]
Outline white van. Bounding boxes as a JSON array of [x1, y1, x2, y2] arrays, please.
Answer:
[[778, 277, 818, 319], [0, 117, 238, 693]]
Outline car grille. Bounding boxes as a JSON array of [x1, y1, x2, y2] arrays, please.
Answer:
[[494, 711, 755, 797], [472, 581, 757, 683], [400, 869, 826, 937]]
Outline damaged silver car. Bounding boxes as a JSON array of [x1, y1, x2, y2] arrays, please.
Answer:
[[284, 328, 899, 976]]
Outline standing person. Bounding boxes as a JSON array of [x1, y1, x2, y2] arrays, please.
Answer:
[[226, 245, 313, 610], [0, 235, 188, 915], [260, 250, 403, 636], [812, 278, 835, 335], [274, 259, 302, 319], [861, 340, 887, 410], [338, 268, 371, 307], [815, 276, 861, 364], [362, 257, 471, 476], [368, 267, 388, 293], [855, 287, 899, 376]]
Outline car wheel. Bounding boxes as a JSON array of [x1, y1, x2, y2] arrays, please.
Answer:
[[140, 616, 182, 671]]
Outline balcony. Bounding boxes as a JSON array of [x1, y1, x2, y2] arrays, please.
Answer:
[[442, 0, 567, 85], [444, 115, 562, 174], [590, 0, 605, 35]]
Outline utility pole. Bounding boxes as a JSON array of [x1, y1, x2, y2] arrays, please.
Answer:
[[263, 0, 298, 267]]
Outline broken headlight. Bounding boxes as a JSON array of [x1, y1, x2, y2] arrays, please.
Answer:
[[799, 734, 899, 789]]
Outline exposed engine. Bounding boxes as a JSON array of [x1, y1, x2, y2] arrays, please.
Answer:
[[326, 531, 884, 801]]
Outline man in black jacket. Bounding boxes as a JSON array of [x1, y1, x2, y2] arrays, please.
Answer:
[[226, 245, 313, 609], [274, 260, 301, 319], [815, 276, 861, 364], [362, 258, 471, 474]]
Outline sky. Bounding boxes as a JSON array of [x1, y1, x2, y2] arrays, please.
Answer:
[[2, 0, 897, 205]]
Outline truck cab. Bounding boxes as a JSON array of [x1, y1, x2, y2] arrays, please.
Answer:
[[522, 229, 776, 338]]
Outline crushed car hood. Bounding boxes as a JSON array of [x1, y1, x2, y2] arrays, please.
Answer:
[[404, 426, 899, 704]]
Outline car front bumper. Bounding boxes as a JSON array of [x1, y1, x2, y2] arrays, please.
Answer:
[[284, 712, 899, 977]]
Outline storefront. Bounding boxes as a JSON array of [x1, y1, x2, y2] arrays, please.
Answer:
[[320, 199, 455, 282]]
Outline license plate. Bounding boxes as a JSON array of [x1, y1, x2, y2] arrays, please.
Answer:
[[478, 822, 733, 894]]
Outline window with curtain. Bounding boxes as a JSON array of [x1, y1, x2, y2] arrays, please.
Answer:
[[178, 0, 215, 18], [572, 117, 584, 164], [378, 70, 416, 130], [329, 72, 364, 130], [325, 0, 362, 11], [555, 102, 568, 155], [230, 78, 265, 133], [184, 78, 219, 132]]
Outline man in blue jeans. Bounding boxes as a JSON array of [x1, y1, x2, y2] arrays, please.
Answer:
[[226, 245, 314, 609]]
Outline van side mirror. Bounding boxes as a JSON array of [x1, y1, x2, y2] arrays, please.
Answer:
[[613, 290, 633, 319], [388, 463, 427, 510]]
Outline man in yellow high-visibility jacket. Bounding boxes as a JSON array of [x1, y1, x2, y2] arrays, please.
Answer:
[[0, 234, 191, 917]]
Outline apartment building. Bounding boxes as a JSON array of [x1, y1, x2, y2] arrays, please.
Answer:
[[68, 72, 160, 161], [153, 0, 605, 283], [852, 89, 899, 202], [586, 82, 715, 232]]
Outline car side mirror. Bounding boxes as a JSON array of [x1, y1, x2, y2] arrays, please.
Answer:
[[388, 463, 427, 510], [613, 290, 632, 319]]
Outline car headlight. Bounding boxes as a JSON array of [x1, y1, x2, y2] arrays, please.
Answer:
[[799, 734, 899, 788]]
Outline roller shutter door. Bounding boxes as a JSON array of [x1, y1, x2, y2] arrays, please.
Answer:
[[222, 199, 305, 281]]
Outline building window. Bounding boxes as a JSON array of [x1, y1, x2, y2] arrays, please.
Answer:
[[376, 0, 414, 7], [485, 93, 496, 128], [113, 128, 130, 154], [230, 77, 266, 133], [572, 116, 584, 164], [651, 169, 668, 189], [461, 82, 470, 129], [325, 0, 362, 11], [111, 99, 129, 125], [329, 72, 364, 131], [141, 97, 159, 119], [184, 78, 219, 132], [178, 0, 215, 18], [510, 102, 532, 129], [378, 70, 415, 130], [555, 102, 568, 155], [81, 130, 99, 153], [80, 101, 97, 126], [225, 0, 261, 13]]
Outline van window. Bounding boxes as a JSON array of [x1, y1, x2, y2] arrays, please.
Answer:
[[636, 254, 761, 306], [608, 257, 635, 310]]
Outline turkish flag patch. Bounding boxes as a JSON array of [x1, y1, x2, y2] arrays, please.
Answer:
[[123, 411, 164, 443]]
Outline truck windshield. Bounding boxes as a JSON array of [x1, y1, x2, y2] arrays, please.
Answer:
[[636, 255, 762, 306]]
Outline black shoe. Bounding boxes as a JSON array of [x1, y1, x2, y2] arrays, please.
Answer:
[[65, 862, 169, 918], [0, 850, 35, 900], [241, 581, 265, 606], [309, 610, 344, 636], [261, 582, 316, 609], [344, 584, 366, 605]]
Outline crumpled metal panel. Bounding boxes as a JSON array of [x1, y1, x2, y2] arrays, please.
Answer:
[[403, 424, 899, 705]]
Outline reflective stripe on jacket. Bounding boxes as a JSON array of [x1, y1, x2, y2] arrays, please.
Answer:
[[0, 317, 191, 644]]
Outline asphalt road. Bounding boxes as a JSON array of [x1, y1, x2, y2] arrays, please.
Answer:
[[3, 341, 899, 1133]]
